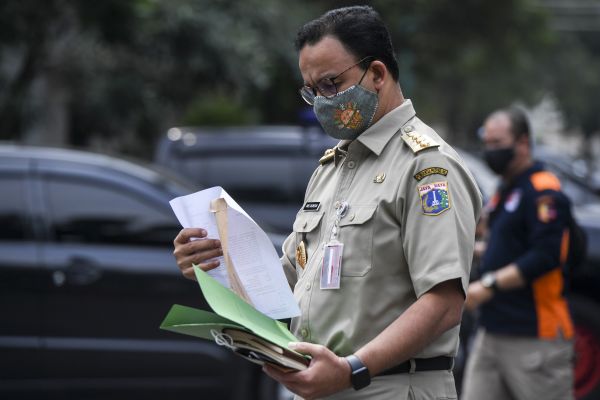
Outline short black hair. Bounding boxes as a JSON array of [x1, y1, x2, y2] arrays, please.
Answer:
[[294, 6, 400, 81]]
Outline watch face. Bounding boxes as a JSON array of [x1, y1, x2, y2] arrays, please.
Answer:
[[482, 273, 496, 288], [347, 355, 371, 390], [351, 366, 371, 390]]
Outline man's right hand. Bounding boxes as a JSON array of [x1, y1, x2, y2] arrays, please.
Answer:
[[173, 228, 223, 280]]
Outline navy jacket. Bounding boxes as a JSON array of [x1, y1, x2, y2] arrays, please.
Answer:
[[479, 162, 573, 338]]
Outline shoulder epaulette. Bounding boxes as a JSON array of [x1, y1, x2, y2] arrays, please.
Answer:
[[319, 148, 335, 165], [400, 125, 439, 154]]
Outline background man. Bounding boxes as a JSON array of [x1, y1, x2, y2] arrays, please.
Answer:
[[463, 107, 574, 400], [174, 6, 481, 399]]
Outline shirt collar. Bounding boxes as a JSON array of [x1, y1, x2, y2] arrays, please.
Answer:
[[356, 99, 417, 156]]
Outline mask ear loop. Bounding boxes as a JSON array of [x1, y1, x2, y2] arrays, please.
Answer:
[[210, 329, 235, 350]]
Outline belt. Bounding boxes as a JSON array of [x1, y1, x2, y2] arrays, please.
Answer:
[[379, 356, 454, 375]]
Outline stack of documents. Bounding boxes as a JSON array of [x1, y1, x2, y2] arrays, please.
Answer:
[[162, 187, 308, 371], [161, 267, 309, 372], [169, 186, 300, 319]]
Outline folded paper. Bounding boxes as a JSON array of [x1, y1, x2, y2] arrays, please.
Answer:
[[160, 267, 309, 371]]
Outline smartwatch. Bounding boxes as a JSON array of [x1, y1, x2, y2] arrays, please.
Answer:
[[345, 354, 371, 390], [481, 272, 498, 291]]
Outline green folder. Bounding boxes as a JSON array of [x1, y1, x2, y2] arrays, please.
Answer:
[[160, 266, 308, 367]]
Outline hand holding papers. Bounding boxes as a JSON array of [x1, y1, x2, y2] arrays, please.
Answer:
[[166, 187, 305, 370], [161, 267, 310, 372], [169, 186, 300, 319]]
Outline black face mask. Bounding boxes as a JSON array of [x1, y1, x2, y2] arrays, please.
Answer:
[[484, 147, 515, 175]]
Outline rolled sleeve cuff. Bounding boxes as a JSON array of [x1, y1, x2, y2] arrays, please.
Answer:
[[412, 263, 468, 299], [515, 251, 558, 282]]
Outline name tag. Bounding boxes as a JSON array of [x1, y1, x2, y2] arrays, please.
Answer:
[[303, 202, 321, 211], [320, 241, 343, 290]]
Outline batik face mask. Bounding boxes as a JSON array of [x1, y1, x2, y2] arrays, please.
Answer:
[[313, 85, 379, 140]]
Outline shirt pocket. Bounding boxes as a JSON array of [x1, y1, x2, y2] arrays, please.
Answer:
[[338, 204, 377, 277], [293, 211, 324, 272]]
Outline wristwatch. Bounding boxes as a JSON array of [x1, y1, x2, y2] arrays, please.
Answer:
[[345, 354, 371, 390], [481, 272, 498, 291]]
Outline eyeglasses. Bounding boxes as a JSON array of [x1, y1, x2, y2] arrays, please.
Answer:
[[299, 56, 374, 105]]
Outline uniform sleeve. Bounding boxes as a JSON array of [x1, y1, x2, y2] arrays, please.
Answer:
[[280, 231, 298, 287], [515, 189, 570, 282], [398, 149, 482, 298]]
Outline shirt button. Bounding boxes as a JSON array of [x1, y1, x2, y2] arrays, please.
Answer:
[[305, 283, 311, 291], [347, 160, 356, 169], [349, 214, 355, 221], [302, 221, 307, 228], [301, 328, 309, 338]]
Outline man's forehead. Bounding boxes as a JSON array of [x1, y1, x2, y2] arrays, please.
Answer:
[[298, 36, 356, 82], [484, 113, 512, 138]]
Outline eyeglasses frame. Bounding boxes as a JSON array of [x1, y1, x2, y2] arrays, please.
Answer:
[[299, 56, 374, 105]]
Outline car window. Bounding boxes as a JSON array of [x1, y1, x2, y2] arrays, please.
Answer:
[[44, 177, 179, 247], [0, 175, 31, 240], [542, 163, 600, 206]]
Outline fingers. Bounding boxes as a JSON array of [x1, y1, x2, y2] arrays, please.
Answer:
[[173, 228, 223, 280], [180, 259, 221, 280], [177, 245, 223, 266], [262, 345, 339, 400], [174, 228, 206, 245], [288, 341, 325, 357]]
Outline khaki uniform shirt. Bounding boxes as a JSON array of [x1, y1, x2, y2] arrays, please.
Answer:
[[281, 99, 482, 360]]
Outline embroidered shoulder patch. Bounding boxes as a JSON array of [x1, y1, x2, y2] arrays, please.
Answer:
[[417, 181, 451, 216], [414, 167, 448, 181], [537, 195, 557, 223]]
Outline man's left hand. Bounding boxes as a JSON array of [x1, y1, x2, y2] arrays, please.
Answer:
[[262, 342, 352, 400]]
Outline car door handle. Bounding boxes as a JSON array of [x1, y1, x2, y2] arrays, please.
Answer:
[[52, 258, 102, 286]]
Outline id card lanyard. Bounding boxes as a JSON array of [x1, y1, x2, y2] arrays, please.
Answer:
[[320, 201, 348, 289]]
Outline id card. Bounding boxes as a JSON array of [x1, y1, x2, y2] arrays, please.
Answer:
[[320, 241, 343, 289]]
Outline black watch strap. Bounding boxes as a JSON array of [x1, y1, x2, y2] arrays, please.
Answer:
[[346, 354, 371, 390]]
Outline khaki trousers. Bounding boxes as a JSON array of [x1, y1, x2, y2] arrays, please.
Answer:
[[461, 329, 574, 400], [293, 369, 457, 400]]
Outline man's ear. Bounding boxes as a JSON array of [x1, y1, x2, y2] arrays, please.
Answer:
[[517, 134, 530, 148], [516, 134, 531, 156], [369, 60, 387, 90]]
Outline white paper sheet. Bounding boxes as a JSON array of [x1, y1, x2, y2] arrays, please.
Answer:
[[169, 186, 300, 319]]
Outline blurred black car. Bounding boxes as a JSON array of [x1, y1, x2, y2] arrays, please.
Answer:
[[0, 144, 284, 399], [154, 125, 337, 234]]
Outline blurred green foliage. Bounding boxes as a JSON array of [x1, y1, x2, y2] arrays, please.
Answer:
[[182, 94, 259, 126], [0, 0, 598, 158]]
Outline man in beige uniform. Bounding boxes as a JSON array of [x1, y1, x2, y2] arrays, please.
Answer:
[[173, 6, 481, 400]]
